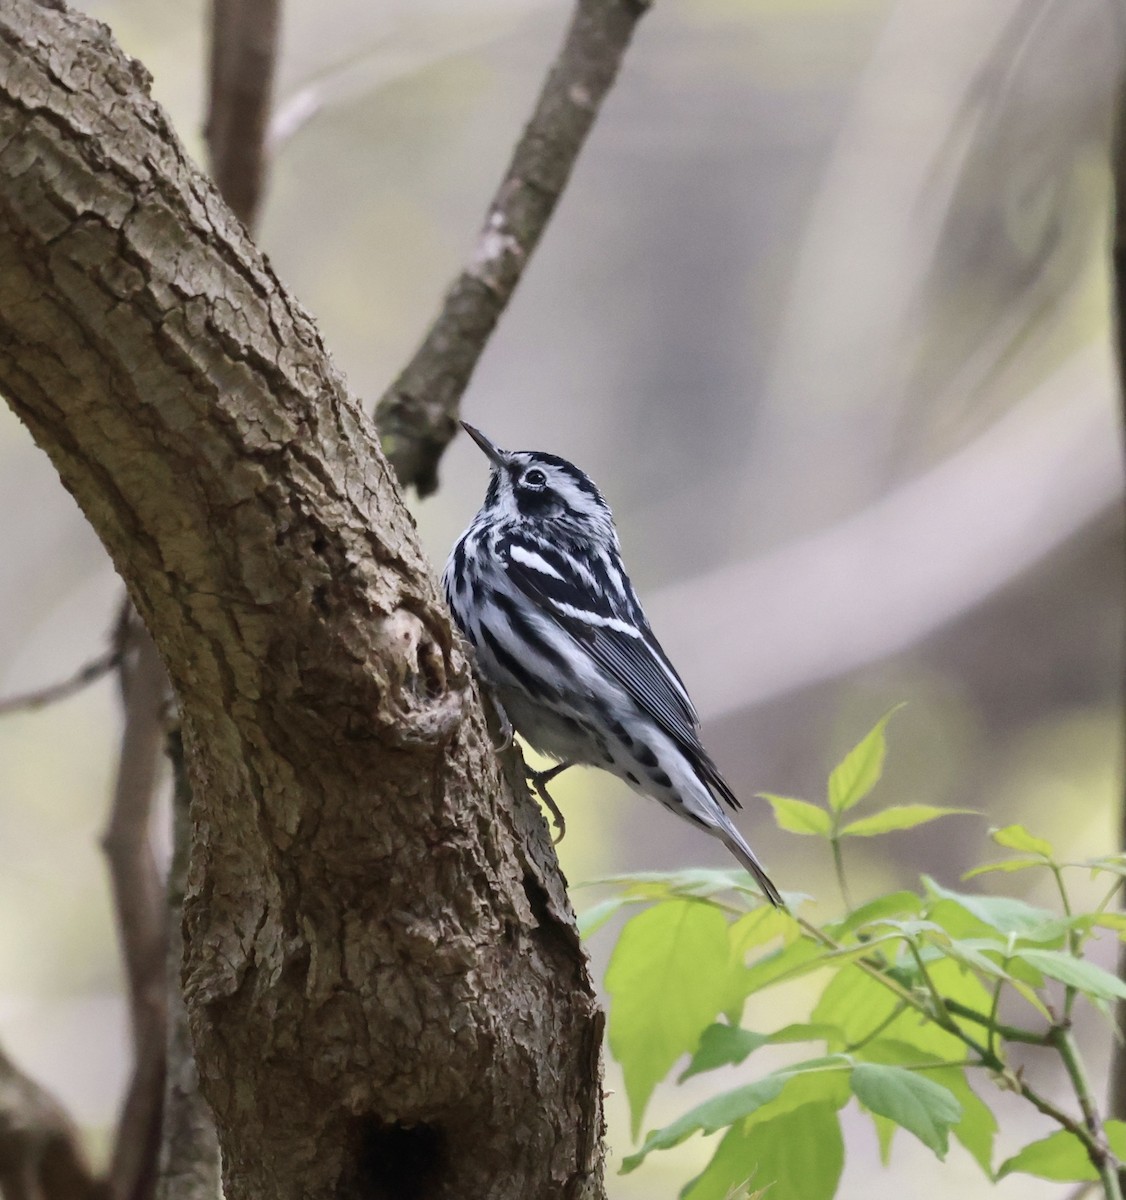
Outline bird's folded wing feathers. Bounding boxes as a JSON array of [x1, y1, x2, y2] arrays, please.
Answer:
[[500, 537, 702, 749]]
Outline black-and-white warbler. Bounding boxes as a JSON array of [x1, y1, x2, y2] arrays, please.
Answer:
[[443, 423, 782, 907]]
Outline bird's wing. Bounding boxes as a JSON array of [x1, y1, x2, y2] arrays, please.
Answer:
[[499, 535, 702, 749]]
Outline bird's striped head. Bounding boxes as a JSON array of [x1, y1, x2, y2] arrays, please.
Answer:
[[461, 423, 616, 540]]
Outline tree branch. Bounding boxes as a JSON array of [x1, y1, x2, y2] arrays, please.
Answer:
[[205, 0, 280, 228], [374, 0, 651, 495], [154, 733, 219, 1200], [0, 648, 120, 716], [102, 612, 170, 1200], [0, 3, 604, 1197]]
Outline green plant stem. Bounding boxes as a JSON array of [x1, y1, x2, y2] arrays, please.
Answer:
[[906, 939, 951, 1024], [795, 915, 1115, 1179], [830, 836, 853, 912], [1053, 1024, 1123, 1200], [1052, 864, 1081, 1021], [942, 997, 1049, 1046]]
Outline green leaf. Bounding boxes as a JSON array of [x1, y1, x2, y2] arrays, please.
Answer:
[[679, 1025, 770, 1083], [760, 794, 833, 837], [827, 705, 903, 813], [996, 1122, 1126, 1181], [924, 879, 1063, 940], [850, 1063, 962, 1158], [962, 857, 1046, 879], [855, 1040, 996, 1173], [1015, 949, 1126, 1002], [740, 938, 869, 998], [771, 1021, 842, 1045], [872, 1111, 898, 1165], [840, 805, 975, 838], [683, 1101, 845, 1200], [620, 1076, 786, 1173], [606, 900, 734, 1136], [991, 824, 1054, 858], [826, 890, 922, 939], [577, 897, 628, 938], [929, 936, 1013, 982]]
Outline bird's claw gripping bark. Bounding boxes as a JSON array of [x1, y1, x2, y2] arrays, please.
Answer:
[[525, 762, 571, 844]]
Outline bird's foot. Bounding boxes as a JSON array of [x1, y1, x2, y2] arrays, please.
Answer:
[[525, 762, 572, 844]]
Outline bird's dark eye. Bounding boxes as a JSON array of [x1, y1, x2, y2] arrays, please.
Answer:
[[523, 468, 547, 488]]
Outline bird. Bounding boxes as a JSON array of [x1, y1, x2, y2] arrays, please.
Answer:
[[442, 422, 782, 907]]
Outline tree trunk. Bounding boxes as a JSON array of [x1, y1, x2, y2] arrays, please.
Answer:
[[0, 3, 605, 1197]]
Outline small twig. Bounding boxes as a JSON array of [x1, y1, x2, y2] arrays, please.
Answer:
[[374, 0, 653, 496], [0, 647, 121, 717]]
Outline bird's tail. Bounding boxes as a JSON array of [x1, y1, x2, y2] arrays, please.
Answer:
[[716, 818, 783, 908]]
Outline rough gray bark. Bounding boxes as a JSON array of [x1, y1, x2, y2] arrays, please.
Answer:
[[155, 732, 219, 1200], [0, 3, 605, 1198]]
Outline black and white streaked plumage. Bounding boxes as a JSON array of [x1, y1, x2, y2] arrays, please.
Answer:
[[443, 423, 782, 907]]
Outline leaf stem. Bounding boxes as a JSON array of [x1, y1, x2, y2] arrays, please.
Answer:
[[830, 836, 854, 913]]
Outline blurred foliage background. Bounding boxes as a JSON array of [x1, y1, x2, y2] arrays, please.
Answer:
[[1, 0, 1124, 1196]]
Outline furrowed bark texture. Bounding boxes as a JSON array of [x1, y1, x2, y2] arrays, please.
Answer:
[[0, 4, 605, 1199]]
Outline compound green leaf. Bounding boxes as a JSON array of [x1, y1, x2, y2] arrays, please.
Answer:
[[840, 805, 975, 838], [924, 879, 1063, 941], [577, 897, 630, 938], [855, 1041, 995, 1174], [827, 706, 903, 813], [761, 794, 833, 836], [683, 1101, 845, 1200], [997, 1122, 1126, 1182], [606, 899, 733, 1137], [962, 857, 1046, 880], [991, 824, 1054, 858], [679, 1024, 770, 1083], [1015, 949, 1126, 1002], [621, 1076, 786, 1173], [850, 1063, 962, 1158]]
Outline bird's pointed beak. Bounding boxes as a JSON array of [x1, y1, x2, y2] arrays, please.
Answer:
[[461, 421, 509, 469]]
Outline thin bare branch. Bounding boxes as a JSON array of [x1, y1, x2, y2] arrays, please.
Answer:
[[205, 0, 281, 227], [374, 0, 652, 496], [102, 617, 171, 1200], [0, 648, 120, 717]]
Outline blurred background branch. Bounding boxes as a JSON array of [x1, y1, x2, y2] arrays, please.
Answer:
[[205, 0, 281, 228], [0, 651, 121, 719], [374, 0, 651, 495]]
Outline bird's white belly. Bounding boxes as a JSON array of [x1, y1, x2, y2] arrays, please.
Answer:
[[495, 683, 609, 769]]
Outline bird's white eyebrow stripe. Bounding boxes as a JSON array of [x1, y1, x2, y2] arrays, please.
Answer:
[[508, 543, 565, 579]]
